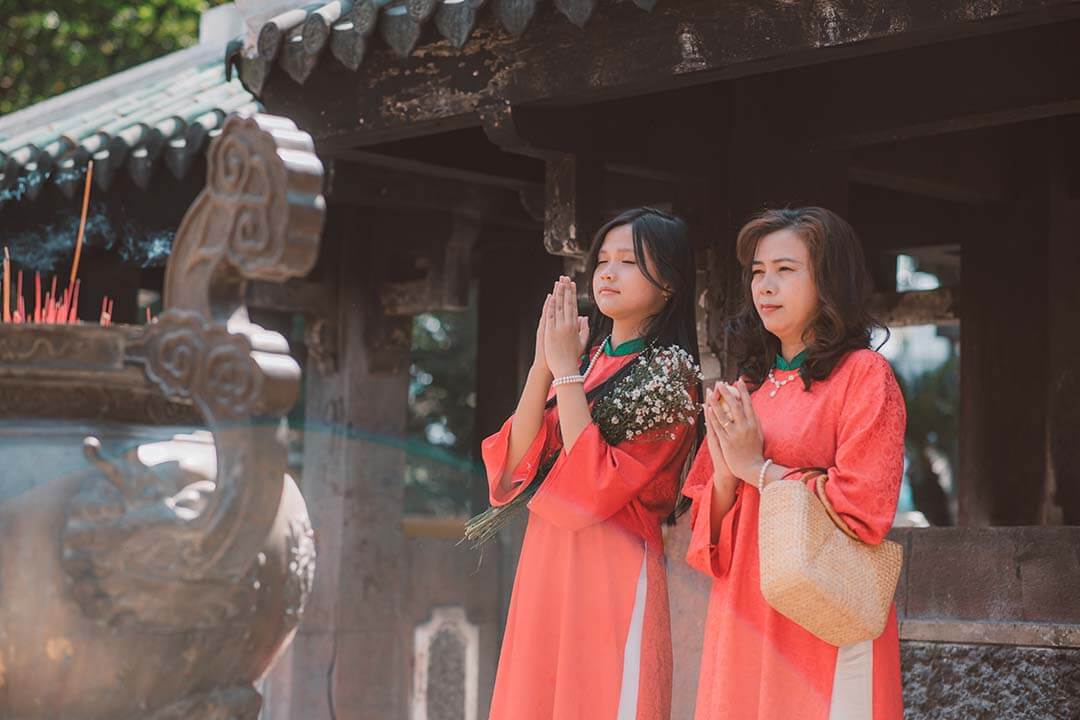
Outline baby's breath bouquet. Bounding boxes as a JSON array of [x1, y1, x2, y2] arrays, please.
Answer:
[[464, 344, 701, 549], [590, 345, 702, 444]]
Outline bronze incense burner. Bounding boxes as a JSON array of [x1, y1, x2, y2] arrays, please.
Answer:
[[0, 114, 324, 719]]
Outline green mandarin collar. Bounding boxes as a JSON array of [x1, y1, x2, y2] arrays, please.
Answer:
[[605, 336, 647, 356], [774, 349, 808, 371]]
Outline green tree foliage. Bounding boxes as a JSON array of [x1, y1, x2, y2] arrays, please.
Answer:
[[405, 292, 480, 516], [902, 348, 959, 458], [1, 0, 227, 115], [895, 344, 959, 525]]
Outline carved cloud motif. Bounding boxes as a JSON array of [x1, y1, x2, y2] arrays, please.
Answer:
[[143, 310, 260, 419], [207, 127, 287, 279]]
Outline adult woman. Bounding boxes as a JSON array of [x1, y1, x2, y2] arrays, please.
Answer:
[[684, 207, 906, 719]]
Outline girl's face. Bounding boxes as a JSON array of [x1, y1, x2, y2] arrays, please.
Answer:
[[592, 224, 669, 326], [751, 229, 818, 345]]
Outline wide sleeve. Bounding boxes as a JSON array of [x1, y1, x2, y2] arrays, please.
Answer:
[[683, 443, 743, 578], [805, 353, 907, 544], [481, 412, 555, 507], [526, 419, 696, 532]]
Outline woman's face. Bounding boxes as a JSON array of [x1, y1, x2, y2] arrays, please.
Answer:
[[751, 229, 818, 345], [592, 224, 669, 326]]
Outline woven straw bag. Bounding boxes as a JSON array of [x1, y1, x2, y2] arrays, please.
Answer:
[[758, 474, 903, 647]]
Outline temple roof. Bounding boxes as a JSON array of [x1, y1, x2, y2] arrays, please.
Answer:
[[0, 44, 257, 205], [228, 0, 655, 94]]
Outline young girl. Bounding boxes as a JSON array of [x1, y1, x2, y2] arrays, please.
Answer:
[[684, 207, 907, 719], [480, 208, 702, 720]]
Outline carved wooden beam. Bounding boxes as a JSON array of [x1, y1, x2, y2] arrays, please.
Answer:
[[331, 144, 682, 235], [869, 288, 958, 327], [482, 105, 602, 257], [257, 0, 1080, 145], [851, 183, 998, 254], [327, 154, 538, 229], [246, 278, 335, 317], [378, 213, 479, 315], [801, 22, 1080, 150], [850, 132, 1006, 206], [331, 148, 539, 193], [480, 105, 594, 159]]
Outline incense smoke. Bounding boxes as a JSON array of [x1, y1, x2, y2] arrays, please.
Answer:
[[3, 201, 174, 272], [0, 166, 94, 205]]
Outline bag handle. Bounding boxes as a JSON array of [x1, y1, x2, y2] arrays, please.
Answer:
[[811, 473, 863, 542]]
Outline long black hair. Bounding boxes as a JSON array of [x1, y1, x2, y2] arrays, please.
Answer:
[[546, 207, 703, 519]]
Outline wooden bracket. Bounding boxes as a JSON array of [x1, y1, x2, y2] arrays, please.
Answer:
[[869, 288, 959, 327], [481, 104, 602, 257], [246, 278, 339, 375], [479, 104, 594, 158], [542, 153, 604, 257], [378, 213, 479, 316]]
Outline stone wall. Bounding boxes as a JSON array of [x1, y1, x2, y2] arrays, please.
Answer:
[[902, 642, 1080, 719], [894, 527, 1080, 719]]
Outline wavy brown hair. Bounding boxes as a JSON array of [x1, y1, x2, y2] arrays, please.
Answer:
[[728, 206, 887, 390]]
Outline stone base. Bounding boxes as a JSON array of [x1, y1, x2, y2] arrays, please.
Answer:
[[901, 641, 1080, 719]]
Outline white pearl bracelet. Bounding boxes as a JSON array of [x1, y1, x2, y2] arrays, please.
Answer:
[[552, 374, 585, 387], [757, 458, 773, 491]]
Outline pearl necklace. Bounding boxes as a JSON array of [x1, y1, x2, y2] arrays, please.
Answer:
[[582, 336, 609, 379], [551, 336, 610, 388], [766, 368, 799, 398]]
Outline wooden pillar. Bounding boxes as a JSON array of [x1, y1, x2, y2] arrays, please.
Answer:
[[261, 205, 413, 719], [333, 208, 414, 718], [958, 129, 1050, 526], [1047, 117, 1080, 524]]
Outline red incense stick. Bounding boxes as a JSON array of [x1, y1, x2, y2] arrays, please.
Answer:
[[66, 279, 80, 324]]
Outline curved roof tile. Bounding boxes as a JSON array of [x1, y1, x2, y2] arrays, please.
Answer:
[[0, 45, 258, 205], [228, 0, 656, 95]]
